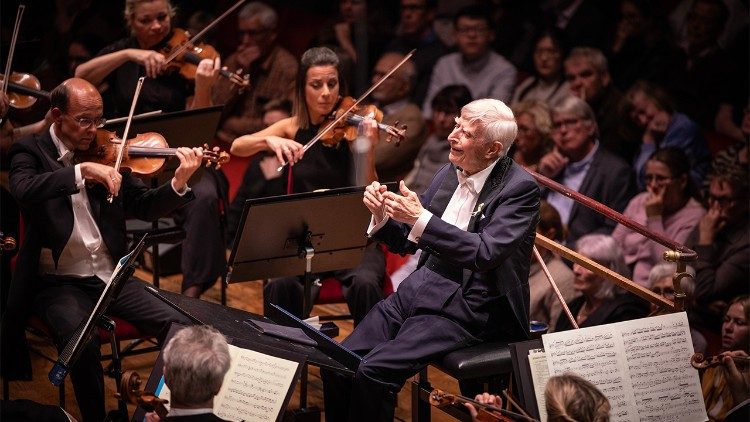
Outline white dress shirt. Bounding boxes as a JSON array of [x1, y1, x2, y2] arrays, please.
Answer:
[[39, 124, 116, 282]]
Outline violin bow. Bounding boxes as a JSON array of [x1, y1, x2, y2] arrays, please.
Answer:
[[108, 76, 145, 203], [277, 48, 416, 172], [163, 0, 248, 64], [532, 246, 578, 329], [0, 5, 25, 126]]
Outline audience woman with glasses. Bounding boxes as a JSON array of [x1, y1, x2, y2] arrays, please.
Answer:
[[623, 79, 712, 191], [612, 148, 705, 286], [510, 28, 572, 107]]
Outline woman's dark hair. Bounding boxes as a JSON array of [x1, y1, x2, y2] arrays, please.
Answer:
[[431, 84, 472, 114], [293, 47, 345, 129], [648, 148, 700, 200], [538, 200, 565, 241], [534, 27, 569, 59]]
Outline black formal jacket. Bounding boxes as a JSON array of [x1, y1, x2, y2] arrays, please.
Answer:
[[1, 131, 194, 380], [164, 413, 229, 422], [554, 294, 650, 332], [373, 157, 540, 342], [546, 146, 636, 245]]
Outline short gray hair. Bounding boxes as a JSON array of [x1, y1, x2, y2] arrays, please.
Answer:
[[238, 1, 278, 30], [551, 96, 599, 138], [647, 263, 696, 296], [565, 47, 608, 75], [576, 234, 628, 300], [163, 325, 231, 405], [461, 98, 518, 157]]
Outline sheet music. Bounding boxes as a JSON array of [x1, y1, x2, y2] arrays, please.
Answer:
[[541, 312, 706, 422], [528, 349, 550, 422], [156, 344, 300, 421]]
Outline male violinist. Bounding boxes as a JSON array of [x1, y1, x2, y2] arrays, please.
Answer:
[[1, 78, 201, 422], [322, 98, 540, 421]]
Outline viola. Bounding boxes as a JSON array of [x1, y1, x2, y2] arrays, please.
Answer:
[[159, 28, 247, 87], [691, 352, 750, 370], [117, 370, 169, 419], [74, 129, 229, 176], [428, 389, 538, 422], [0, 72, 47, 109], [319, 96, 406, 147]]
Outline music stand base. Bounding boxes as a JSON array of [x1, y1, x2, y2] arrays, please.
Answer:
[[283, 406, 321, 422]]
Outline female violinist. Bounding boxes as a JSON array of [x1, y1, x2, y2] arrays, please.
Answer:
[[230, 46, 386, 325], [74, 0, 222, 117]]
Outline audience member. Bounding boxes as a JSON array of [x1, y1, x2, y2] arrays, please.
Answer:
[[230, 47, 386, 326], [647, 262, 707, 354], [422, 5, 517, 119], [607, 0, 684, 90], [370, 52, 426, 182], [563, 47, 639, 163], [157, 325, 231, 421], [541, 0, 615, 51], [708, 103, 749, 190], [701, 295, 750, 421], [389, 84, 473, 290], [623, 80, 711, 190], [612, 148, 705, 286], [687, 166, 750, 331], [511, 28, 571, 107], [538, 96, 636, 246], [545, 373, 611, 422], [213, 1, 298, 145], [509, 100, 553, 171], [386, 0, 449, 106], [555, 234, 649, 331], [529, 200, 575, 332], [2, 78, 197, 422]]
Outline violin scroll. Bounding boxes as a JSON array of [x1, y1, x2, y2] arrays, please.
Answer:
[[117, 370, 169, 419], [201, 143, 230, 169], [691, 352, 750, 370], [0, 231, 17, 254]]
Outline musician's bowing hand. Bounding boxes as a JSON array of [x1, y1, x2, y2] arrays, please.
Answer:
[[364, 181, 388, 223], [383, 180, 422, 225], [466, 393, 503, 422], [266, 136, 304, 166]]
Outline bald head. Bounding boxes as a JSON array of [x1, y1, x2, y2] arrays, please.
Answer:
[[50, 78, 102, 113], [50, 78, 104, 151]]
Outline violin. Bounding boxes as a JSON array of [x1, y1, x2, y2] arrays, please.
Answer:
[[159, 28, 247, 87], [117, 370, 169, 419], [0, 231, 17, 255], [428, 389, 538, 422], [691, 352, 750, 370], [0, 72, 47, 109], [319, 96, 406, 147], [74, 129, 230, 176]]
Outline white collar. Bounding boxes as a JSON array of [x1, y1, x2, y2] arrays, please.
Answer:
[[456, 157, 501, 194], [50, 123, 74, 164]]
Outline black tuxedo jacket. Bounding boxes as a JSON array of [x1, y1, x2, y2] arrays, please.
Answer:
[[374, 157, 540, 341], [1, 131, 194, 380]]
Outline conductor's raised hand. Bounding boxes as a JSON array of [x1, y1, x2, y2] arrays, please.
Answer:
[[383, 180, 422, 225], [172, 147, 203, 192], [363, 181, 388, 222]]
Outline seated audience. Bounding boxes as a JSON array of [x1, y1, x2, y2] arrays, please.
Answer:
[[422, 5, 517, 119], [623, 80, 711, 190], [701, 295, 750, 421], [371, 52, 427, 182], [612, 148, 705, 286], [687, 166, 749, 331], [647, 262, 706, 354], [511, 28, 571, 107], [509, 100, 553, 171], [538, 96, 636, 246], [529, 200, 575, 332], [555, 234, 649, 331]]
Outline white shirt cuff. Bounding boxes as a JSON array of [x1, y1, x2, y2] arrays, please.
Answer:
[[407, 210, 432, 243], [73, 164, 85, 189], [171, 178, 191, 196], [367, 215, 390, 237]]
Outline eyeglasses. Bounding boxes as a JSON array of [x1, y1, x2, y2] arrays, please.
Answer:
[[65, 114, 106, 129], [455, 26, 490, 36], [652, 286, 675, 299], [238, 28, 270, 39], [551, 117, 583, 131], [643, 174, 673, 185], [707, 194, 737, 207]]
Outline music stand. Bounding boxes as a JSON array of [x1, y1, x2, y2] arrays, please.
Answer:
[[226, 184, 395, 318]]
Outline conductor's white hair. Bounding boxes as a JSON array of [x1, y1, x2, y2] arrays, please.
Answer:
[[461, 98, 518, 157]]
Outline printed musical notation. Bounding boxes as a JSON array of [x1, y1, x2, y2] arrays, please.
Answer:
[[539, 312, 707, 422]]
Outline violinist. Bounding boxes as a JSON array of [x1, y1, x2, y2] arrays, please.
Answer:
[[1, 78, 198, 422], [76, 0, 231, 299], [212, 2, 298, 144], [74, 0, 222, 116], [230, 46, 387, 326]]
